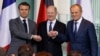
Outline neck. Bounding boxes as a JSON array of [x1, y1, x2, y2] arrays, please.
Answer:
[[48, 19, 56, 21]]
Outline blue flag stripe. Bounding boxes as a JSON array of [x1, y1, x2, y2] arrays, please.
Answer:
[[45, 0, 54, 7], [77, 0, 81, 4], [2, 0, 16, 9]]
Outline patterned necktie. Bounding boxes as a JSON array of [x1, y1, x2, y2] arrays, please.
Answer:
[[23, 20, 27, 33], [49, 22, 52, 31]]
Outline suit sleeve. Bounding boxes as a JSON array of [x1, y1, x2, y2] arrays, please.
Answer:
[[51, 24, 67, 44], [88, 23, 98, 56], [57, 23, 69, 42], [9, 19, 32, 40], [37, 23, 45, 52]]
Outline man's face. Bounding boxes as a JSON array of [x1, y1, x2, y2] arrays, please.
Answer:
[[47, 6, 57, 21], [70, 6, 82, 21], [19, 5, 30, 18]]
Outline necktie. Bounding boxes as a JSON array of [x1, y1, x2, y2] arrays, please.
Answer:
[[23, 20, 27, 33], [73, 21, 77, 38], [49, 22, 52, 31]]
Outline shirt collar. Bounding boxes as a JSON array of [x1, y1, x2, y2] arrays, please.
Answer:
[[20, 16, 28, 21], [47, 19, 56, 24]]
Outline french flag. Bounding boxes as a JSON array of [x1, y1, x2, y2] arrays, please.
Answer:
[[0, 0, 18, 51]]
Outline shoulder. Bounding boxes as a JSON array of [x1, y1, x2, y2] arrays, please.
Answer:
[[9, 17, 19, 23], [56, 20, 66, 26], [83, 19, 94, 26], [28, 19, 36, 24], [28, 19, 35, 23], [68, 20, 73, 23], [67, 20, 73, 26], [56, 20, 66, 30], [80, 18, 95, 30], [38, 21, 47, 26], [37, 21, 47, 29]]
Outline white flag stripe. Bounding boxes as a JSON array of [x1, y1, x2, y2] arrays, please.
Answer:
[[34, 0, 41, 22], [81, 0, 93, 22], [0, 2, 18, 47], [0, 0, 3, 15]]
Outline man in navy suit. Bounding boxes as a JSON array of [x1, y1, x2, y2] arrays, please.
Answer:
[[50, 4, 98, 56]]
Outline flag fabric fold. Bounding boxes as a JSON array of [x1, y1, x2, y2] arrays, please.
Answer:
[[37, 0, 54, 26], [77, 0, 93, 22], [0, 0, 18, 51]]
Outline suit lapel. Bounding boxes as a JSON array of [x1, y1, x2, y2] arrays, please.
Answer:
[[77, 18, 85, 37], [45, 21, 48, 36], [17, 18, 25, 32], [53, 20, 58, 30], [70, 21, 74, 35], [70, 21, 76, 41]]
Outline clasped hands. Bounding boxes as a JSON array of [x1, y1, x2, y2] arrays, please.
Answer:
[[32, 35, 42, 42], [48, 30, 58, 39], [31, 30, 58, 41]]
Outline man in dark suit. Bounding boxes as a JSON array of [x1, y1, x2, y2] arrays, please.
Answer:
[[50, 4, 98, 56], [37, 6, 66, 56], [7, 2, 42, 56]]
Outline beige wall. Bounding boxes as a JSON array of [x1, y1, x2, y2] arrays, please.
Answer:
[[54, 0, 71, 24], [0, 0, 3, 13]]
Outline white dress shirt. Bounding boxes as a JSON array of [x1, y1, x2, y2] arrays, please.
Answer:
[[73, 17, 83, 32], [20, 16, 29, 33], [47, 19, 56, 33]]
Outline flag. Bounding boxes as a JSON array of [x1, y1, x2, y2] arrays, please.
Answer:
[[35, 0, 54, 26], [0, 0, 18, 51], [77, 0, 93, 22], [0, 0, 3, 15], [67, 42, 70, 54]]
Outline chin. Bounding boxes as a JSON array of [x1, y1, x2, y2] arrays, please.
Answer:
[[73, 19, 78, 21], [22, 16, 27, 18]]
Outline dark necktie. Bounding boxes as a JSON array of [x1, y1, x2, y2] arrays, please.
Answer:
[[73, 22, 77, 38], [49, 22, 52, 31], [23, 20, 27, 33]]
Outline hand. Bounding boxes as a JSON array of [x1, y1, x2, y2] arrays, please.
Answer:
[[48, 31, 58, 39], [32, 35, 42, 42], [10, 54, 15, 56]]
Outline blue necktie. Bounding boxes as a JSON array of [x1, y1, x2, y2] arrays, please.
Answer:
[[49, 22, 52, 31], [23, 20, 27, 33], [73, 22, 77, 38]]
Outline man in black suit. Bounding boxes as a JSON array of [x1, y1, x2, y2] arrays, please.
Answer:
[[8, 2, 42, 56], [50, 4, 98, 56], [37, 6, 66, 56]]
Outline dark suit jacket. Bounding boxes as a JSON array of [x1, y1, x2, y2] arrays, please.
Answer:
[[7, 17, 36, 56], [37, 20, 66, 56], [58, 18, 98, 56]]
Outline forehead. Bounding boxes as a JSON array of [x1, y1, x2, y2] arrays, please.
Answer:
[[19, 5, 29, 8], [70, 6, 82, 12], [47, 6, 56, 12], [71, 6, 81, 12]]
